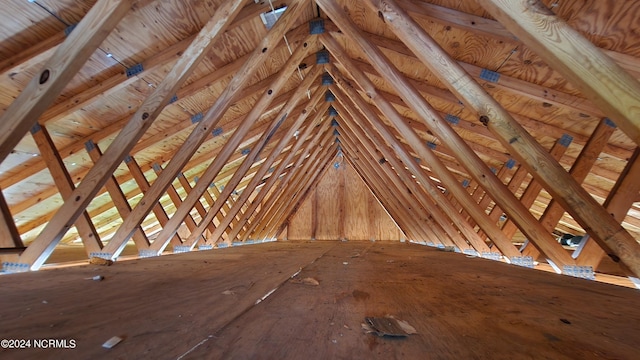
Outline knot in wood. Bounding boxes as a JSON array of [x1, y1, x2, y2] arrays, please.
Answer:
[[39, 69, 50, 84], [479, 115, 490, 126]]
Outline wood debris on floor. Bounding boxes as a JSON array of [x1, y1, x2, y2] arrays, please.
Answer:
[[362, 316, 417, 337]]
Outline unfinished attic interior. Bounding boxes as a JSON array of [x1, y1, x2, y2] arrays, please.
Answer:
[[1, 0, 640, 357]]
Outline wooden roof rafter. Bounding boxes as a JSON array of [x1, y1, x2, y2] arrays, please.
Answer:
[[234, 102, 333, 242], [333, 98, 467, 248], [327, 75, 493, 252], [254, 130, 337, 240], [202, 74, 327, 247]]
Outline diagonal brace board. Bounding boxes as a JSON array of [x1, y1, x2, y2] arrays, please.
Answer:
[[333, 97, 468, 249], [263, 143, 338, 240], [31, 124, 103, 255], [524, 118, 617, 260], [339, 139, 425, 243], [124, 156, 182, 247], [172, 46, 323, 252], [576, 147, 640, 269], [248, 130, 334, 240], [228, 104, 331, 242], [151, 164, 200, 234], [337, 116, 445, 244], [86, 141, 149, 250], [0, 190, 23, 250], [142, 36, 318, 255], [503, 138, 571, 241], [202, 81, 327, 247], [329, 76, 492, 253], [321, 40, 517, 257], [252, 133, 335, 239]]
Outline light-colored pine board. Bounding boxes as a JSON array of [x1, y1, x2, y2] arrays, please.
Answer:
[[343, 162, 371, 241], [287, 192, 314, 241], [289, 158, 404, 242]]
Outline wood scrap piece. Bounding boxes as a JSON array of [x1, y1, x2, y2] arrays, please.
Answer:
[[85, 275, 104, 281], [290, 277, 320, 286], [102, 336, 123, 349], [364, 316, 417, 337], [89, 257, 113, 266], [395, 318, 418, 335]]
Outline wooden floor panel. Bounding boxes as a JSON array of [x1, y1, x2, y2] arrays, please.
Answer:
[[1, 241, 639, 359], [0, 241, 334, 359], [185, 242, 640, 359]]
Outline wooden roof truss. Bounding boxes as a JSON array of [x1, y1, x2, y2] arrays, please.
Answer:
[[0, 0, 639, 285]]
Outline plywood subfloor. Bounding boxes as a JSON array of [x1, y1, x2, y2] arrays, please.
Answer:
[[1, 241, 639, 359]]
